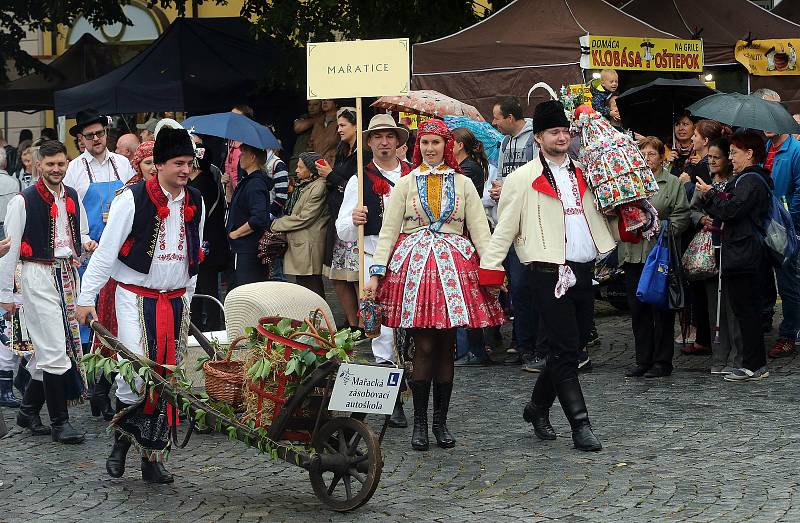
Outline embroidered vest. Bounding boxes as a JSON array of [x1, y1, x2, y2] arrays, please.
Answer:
[[20, 184, 82, 262], [117, 181, 202, 277], [363, 161, 411, 236]]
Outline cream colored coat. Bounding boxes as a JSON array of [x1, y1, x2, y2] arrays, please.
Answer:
[[271, 177, 330, 276], [480, 157, 616, 275], [371, 167, 492, 270]]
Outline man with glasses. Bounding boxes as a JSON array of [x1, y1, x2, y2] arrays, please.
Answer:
[[64, 108, 135, 421]]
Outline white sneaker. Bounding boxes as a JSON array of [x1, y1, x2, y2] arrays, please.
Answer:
[[724, 366, 769, 382]]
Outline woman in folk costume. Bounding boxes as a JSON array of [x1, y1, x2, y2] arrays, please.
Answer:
[[88, 141, 156, 421], [77, 127, 205, 484], [364, 119, 504, 451]]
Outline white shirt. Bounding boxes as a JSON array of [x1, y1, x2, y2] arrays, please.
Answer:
[[547, 157, 597, 263], [64, 149, 136, 203], [335, 161, 403, 256], [76, 185, 205, 306], [0, 185, 91, 302]]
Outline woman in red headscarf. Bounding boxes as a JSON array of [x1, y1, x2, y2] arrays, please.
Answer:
[[88, 141, 156, 421], [364, 119, 504, 452]]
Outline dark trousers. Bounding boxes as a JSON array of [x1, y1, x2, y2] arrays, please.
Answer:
[[723, 272, 767, 371], [623, 263, 675, 370], [507, 248, 540, 356], [191, 269, 223, 331], [529, 261, 593, 407], [232, 251, 266, 289]]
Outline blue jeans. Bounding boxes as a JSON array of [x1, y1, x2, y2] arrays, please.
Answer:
[[776, 253, 800, 340], [507, 248, 540, 356]]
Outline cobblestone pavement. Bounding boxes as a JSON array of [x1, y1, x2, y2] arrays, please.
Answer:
[[2, 301, 800, 522]]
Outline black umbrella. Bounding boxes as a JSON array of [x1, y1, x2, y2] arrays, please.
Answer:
[[616, 78, 716, 142]]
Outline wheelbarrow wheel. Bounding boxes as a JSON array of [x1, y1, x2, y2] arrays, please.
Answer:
[[309, 417, 382, 512]]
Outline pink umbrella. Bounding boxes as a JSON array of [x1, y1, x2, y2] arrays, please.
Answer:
[[371, 90, 485, 121]]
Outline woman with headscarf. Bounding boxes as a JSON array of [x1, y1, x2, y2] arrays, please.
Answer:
[[271, 152, 329, 297], [363, 119, 504, 452], [88, 141, 156, 421]]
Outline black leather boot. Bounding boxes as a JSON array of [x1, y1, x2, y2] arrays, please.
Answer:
[[408, 380, 430, 451], [90, 373, 116, 421], [16, 379, 50, 436], [43, 372, 85, 444], [431, 382, 455, 448], [523, 369, 557, 440], [0, 370, 20, 408], [388, 396, 408, 428], [141, 458, 174, 483], [13, 362, 30, 396], [555, 377, 601, 452], [106, 431, 132, 478]]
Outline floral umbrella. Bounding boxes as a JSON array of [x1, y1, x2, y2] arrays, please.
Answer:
[[371, 90, 485, 122]]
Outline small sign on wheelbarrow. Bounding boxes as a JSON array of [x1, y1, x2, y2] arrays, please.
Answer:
[[328, 364, 403, 415]]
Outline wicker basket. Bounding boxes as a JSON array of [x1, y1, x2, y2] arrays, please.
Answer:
[[203, 335, 247, 407]]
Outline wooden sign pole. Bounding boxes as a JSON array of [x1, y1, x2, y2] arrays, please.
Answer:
[[356, 97, 365, 300]]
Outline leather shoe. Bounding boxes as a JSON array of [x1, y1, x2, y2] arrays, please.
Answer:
[[387, 398, 408, 428], [625, 365, 649, 377], [644, 365, 671, 378], [141, 459, 174, 483], [572, 424, 602, 452], [522, 402, 556, 440], [106, 432, 132, 478]]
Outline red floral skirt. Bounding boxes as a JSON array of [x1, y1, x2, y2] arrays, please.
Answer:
[[377, 233, 505, 329], [91, 278, 119, 357]]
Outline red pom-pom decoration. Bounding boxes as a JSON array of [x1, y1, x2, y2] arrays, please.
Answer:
[[119, 237, 134, 256], [66, 197, 76, 215], [50, 203, 58, 219], [20, 241, 32, 258], [157, 207, 170, 220], [574, 104, 595, 119], [184, 204, 196, 223]]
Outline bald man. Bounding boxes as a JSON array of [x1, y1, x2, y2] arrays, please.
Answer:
[[115, 133, 141, 163]]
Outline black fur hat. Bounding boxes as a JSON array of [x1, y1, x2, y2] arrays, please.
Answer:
[[153, 127, 195, 164], [531, 100, 570, 134]]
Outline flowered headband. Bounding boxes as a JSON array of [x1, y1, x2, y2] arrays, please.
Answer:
[[132, 140, 155, 178], [411, 118, 462, 173]]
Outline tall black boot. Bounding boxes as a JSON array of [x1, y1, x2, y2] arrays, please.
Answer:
[[408, 380, 430, 451], [141, 459, 174, 484], [523, 368, 557, 440], [91, 373, 116, 421], [106, 401, 131, 477], [42, 372, 85, 444], [388, 395, 408, 428], [16, 379, 50, 435], [431, 382, 456, 448], [0, 370, 20, 408], [13, 361, 30, 396], [555, 377, 601, 452]]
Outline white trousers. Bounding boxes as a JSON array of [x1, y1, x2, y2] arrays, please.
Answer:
[[20, 262, 74, 378], [114, 286, 188, 405], [364, 253, 395, 364]]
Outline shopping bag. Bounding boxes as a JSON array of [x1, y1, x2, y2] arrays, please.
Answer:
[[681, 228, 717, 281], [636, 223, 669, 307]]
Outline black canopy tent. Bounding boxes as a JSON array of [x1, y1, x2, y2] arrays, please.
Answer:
[[0, 34, 143, 112], [54, 17, 284, 116]]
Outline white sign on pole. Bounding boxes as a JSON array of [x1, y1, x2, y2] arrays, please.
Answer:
[[328, 363, 403, 415]]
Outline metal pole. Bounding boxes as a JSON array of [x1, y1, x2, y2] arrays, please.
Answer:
[[356, 98, 365, 304]]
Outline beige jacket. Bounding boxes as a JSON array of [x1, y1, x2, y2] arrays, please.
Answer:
[[271, 177, 329, 276], [479, 157, 616, 283], [371, 167, 492, 271]]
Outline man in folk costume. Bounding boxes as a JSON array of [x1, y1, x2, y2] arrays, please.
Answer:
[[0, 140, 96, 443], [479, 101, 616, 452], [335, 114, 411, 427], [64, 108, 135, 421], [76, 128, 204, 483]]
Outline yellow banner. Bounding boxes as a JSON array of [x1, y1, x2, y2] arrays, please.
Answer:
[[735, 39, 799, 76], [581, 35, 703, 72], [398, 112, 430, 130], [306, 38, 410, 99]]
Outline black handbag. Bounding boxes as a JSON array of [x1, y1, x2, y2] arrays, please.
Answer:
[[666, 225, 688, 310]]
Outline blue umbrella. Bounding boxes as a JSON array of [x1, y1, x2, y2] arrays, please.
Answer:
[[443, 116, 504, 165], [182, 112, 281, 150]]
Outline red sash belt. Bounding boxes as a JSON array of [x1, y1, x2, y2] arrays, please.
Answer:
[[119, 282, 185, 426]]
